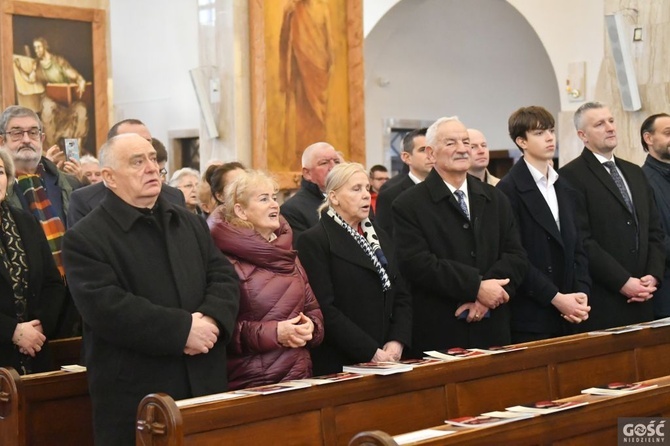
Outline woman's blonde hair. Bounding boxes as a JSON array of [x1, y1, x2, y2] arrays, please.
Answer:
[[0, 148, 15, 189], [223, 170, 278, 230], [317, 162, 368, 214]]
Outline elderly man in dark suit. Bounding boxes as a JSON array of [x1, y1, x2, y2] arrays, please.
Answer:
[[62, 134, 239, 445], [67, 119, 184, 228], [280, 141, 341, 246], [559, 102, 665, 331], [375, 128, 431, 235], [393, 116, 527, 357], [497, 106, 591, 342]]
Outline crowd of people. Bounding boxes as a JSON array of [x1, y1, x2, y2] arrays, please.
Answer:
[[0, 102, 669, 444]]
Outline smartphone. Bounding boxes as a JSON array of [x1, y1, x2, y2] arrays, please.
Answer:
[[64, 139, 80, 162]]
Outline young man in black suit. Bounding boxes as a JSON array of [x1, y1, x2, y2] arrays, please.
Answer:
[[375, 128, 431, 235], [559, 102, 665, 330], [497, 106, 590, 342], [393, 117, 527, 356]]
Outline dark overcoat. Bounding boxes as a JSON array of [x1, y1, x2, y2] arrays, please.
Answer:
[[280, 178, 324, 247], [559, 148, 665, 330], [392, 170, 527, 356], [67, 181, 185, 228], [62, 192, 239, 445], [497, 159, 590, 341], [297, 213, 412, 375], [642, 155, 670, 318], [0, 205, 65, 373], [375, 174, 415, 236]]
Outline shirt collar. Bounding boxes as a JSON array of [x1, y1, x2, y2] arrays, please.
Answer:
[[408, 171, 423, 184], [443, 179, 469, 200], [524, 158, 559, 186], [592, 151, 615, 164]]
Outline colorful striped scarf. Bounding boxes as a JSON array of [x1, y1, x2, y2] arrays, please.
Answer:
[[16, 164, 66, 276]]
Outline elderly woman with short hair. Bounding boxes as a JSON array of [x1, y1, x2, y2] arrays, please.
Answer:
[[0, 149, 65, 374], [169, 168, 202, 215], [297, 162, 412, 375], [208, 170, 324, 389]]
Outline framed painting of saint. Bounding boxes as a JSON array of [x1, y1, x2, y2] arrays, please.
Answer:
[[0, 1, 108, 155]]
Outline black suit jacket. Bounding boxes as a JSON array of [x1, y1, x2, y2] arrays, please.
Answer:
[[297, 214, 412, 375], [393, 170, 527, 356], [497, 159, 590, 340], [280, 178, 324, 247], [0, 205, 66, 373], [67, 182, 186, 228], [559, 148, 665, 330], [375, 174, 416, 235], [380, 173, 408, 192]]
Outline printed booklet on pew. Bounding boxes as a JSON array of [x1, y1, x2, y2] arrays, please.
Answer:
[[424, 347, 489, 361], [506, 400, 588, 415], [445, 411, 534, 428], [637, 316, 670, 328], [301, 372, 364, 385], [393, 428, 455, 444], [581, 381, 658, 396], [233, 381, 312, 395], [342, 361, 413, 375], [398, 357, 443, 367], [587, 324, 644, 335]]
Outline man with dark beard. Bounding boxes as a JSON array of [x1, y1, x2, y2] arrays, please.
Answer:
[[641, 113, 670, 319]]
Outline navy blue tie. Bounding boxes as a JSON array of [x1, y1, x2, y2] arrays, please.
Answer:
[[454, 190, 470, 220]]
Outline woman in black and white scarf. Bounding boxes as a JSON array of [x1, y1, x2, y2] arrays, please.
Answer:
[[297, 162, 412, 376]]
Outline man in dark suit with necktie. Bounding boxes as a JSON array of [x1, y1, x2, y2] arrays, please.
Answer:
[[497, 106, 591, 342], [393, 117, 527, 356], [559, 102, 665, 330], [375, 128, 432, 235]]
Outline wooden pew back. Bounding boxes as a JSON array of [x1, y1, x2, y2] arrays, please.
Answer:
[[135, 326, 670, 446], [0, 367, 92, 446], [350, 375, 670, 445], [0, 336, 90, 446]]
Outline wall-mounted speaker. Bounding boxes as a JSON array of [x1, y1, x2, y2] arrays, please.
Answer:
[[190, 67, 220, 139], [605, 13, 641, 111]]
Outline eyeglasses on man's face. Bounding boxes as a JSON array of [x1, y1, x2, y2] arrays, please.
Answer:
[[3, 127, 42, 141]]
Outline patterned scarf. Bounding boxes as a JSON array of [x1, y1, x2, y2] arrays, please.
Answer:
[[0, 200, 32, 374], [326, 207, 391, 292], [16, 164, 66, 276]]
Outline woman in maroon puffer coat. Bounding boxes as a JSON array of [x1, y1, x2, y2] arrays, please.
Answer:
[[208, 170, 324, 390]]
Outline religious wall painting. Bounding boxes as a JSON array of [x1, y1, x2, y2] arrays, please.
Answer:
[[0, 1, 108, 155], [250, 0, 364, 189]]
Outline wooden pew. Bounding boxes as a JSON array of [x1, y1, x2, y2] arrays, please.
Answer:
[[0, 367, 92, 446], [135, 325, 670, 446], [349, 375, 670, 445], [0, 336, 89, 446]]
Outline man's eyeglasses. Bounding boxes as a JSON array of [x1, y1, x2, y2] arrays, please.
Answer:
[[3, 128, 42, 141]]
